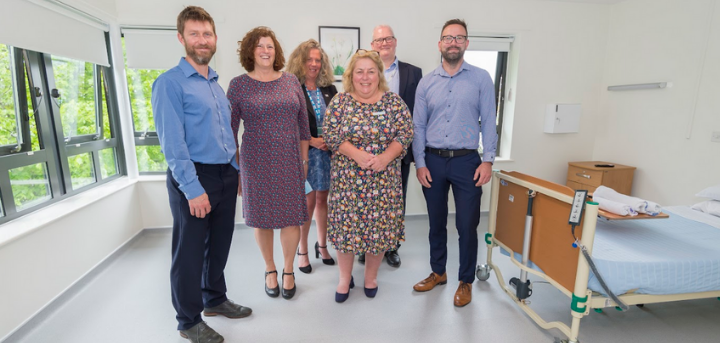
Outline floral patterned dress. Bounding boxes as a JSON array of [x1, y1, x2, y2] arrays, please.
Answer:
[[227, 72, 310, 229], [324, 92, 413, 255]]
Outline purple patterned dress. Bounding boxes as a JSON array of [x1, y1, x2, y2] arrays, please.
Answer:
[[324, 92, 413, 255], [227, 72, 310, 229]]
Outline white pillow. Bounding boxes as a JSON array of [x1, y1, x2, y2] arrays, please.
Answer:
[[696, 184, 720, 201], [692, 200, 720, 218]]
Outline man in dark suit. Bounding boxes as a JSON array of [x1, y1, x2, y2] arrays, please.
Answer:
[[358, 25, 423, 267]]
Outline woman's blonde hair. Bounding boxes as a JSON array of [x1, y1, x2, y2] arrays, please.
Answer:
[[342, 50, 389, 94], [286, 39, 334, 87]]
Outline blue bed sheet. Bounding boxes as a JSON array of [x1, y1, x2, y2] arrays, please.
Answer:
[[500, 209, 720, 295]]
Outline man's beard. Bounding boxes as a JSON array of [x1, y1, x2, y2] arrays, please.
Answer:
[[441, 48, 464, 65], [186, 44, 216, 65]]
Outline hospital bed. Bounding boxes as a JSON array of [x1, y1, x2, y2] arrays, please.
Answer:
[[476, 170, 720, 343]]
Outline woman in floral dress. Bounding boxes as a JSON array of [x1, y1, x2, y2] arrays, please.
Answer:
[[324, 50, 413, 302], [227, 27, 309, 300]]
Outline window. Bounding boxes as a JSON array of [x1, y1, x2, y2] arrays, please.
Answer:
[[127, 65, 167, 173], [465, 36, 513, 156], [0, 40, 125, 224], [121, 28, 189, 174]]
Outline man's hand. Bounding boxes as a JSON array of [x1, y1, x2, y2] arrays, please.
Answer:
[[473, 162, 493, 187], [416, 167, 433, 188], [188, 193, 211, 218]]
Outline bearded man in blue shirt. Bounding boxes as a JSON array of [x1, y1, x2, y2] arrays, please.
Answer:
[[152, 6, 251, 343], [411, 19, 498, 308]]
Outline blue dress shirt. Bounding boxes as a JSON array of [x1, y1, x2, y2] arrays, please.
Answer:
[[152, 57, 238, 200], [412, 61, 498, 169], [384, 56, 400, 94]]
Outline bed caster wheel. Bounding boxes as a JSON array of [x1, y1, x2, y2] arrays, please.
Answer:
[[476, 264, 491, 281], [594, 308, 603, 313]]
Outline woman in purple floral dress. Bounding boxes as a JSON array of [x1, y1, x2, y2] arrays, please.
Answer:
[[227, 27, 309, 300], [324, 50, 413, 302]]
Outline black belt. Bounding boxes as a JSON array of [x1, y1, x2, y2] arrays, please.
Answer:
[[425, 147, 476, 158]]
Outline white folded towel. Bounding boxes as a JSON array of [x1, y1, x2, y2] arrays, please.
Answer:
[[594, 186, 648, 213], [645, 201, 661, 216], [594, 195, 638, 216]]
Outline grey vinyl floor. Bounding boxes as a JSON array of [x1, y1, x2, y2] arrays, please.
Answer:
[[8, 215, 720, 343]]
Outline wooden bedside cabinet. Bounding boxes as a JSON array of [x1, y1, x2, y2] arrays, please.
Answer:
[[566, 161, 635, 195]]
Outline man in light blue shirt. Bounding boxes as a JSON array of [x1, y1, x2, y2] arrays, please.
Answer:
[[152, 6, 251, 343], [411, 19, 498, 308]]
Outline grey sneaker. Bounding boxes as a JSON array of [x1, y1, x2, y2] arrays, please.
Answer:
[[179, 321, 223, 343], [203, 299, 252, 319]]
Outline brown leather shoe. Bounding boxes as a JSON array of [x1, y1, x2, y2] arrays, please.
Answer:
[[413, 272, 448, 292], [453, 281, 472, 307]]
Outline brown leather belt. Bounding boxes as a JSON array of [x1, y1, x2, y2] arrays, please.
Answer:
[[425, 147, 476, 158]]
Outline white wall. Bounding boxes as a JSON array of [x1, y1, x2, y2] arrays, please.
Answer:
[[0, 184, 143, 339], [115, 0, 610, 214], [594, 0, 720, 206]]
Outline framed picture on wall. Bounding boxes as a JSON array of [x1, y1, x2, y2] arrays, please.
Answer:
[[318, 26, 360, 81]]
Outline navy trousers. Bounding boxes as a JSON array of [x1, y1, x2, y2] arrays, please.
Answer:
[[167, 163, 238, 330], [387, 162, 413, 252], [422, 152, 483, 283]]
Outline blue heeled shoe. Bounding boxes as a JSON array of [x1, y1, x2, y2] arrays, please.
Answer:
[[335, 277, 355, 303], [364, 286, 378, 298]]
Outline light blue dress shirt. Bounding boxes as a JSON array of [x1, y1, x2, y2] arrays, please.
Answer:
[[152, 58, 238, 200], [412, 61, 498, 169], [384, 56, 400, 94]]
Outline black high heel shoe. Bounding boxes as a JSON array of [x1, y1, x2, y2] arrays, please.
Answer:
[[315, 242, 336, 265], [364, 286, 378, 298], [282, 271, 296, 300], [265, 270, 279, 298], [297, 248, 312, 274], [335, 276, 355, 303]]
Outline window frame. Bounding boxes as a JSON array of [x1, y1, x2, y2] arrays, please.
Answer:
[[0, 47, 33, 156], [0, 33, 126, 225]]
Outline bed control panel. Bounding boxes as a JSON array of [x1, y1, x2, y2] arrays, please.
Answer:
[[569, 190, 589, 226]]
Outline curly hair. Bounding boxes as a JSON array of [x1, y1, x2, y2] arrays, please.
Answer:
[[237, 26, 284, 72], [342, 50, 389, 94], [177, 6, 215, 35], [286, 39, 334, 87]]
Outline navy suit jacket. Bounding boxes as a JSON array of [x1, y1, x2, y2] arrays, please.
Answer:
[[397, 60, 422, 164]]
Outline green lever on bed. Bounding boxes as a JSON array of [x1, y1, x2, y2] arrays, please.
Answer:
[[571, 293, 588, 313], [485, 233, 493, 245]]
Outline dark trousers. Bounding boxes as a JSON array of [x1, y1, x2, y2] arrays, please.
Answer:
[[387, 162, 412, 253], [167, 163, 238, 330], [422, 152, 482, 283]]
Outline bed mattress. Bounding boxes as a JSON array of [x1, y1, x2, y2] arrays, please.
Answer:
[[500, 206, 720, 296], [587, 206, 720, 295]]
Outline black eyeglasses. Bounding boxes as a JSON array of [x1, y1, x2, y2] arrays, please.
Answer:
[[372, 36, 396, 44], [441, 35, 468, 44], [355, 49, 380, 56]]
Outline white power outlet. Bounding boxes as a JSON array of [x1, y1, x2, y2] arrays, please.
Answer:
[[712, 131, 720, 143]]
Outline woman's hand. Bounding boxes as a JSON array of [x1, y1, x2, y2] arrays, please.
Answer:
[[351, 150, 375, 169], [310, 137, 328, 151], [368, 153, 391, 172]]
